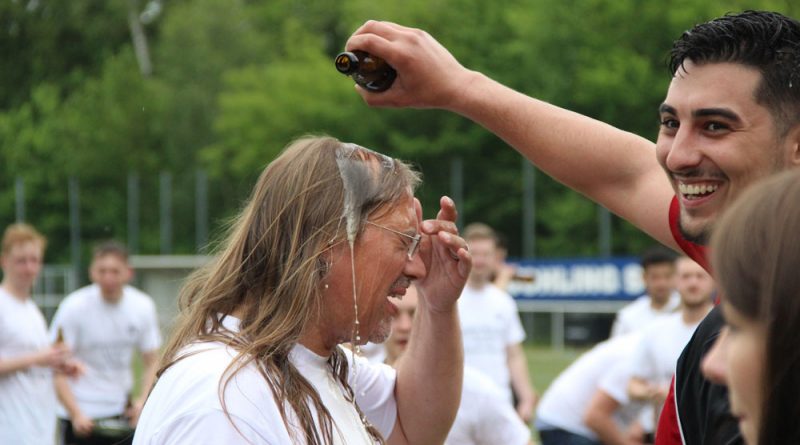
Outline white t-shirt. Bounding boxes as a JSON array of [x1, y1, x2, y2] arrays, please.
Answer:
[[358, 342, 387, 364], [610, 292, 680, 338], [134, 317, 397, 444], [458, 283, 526, 403], [535, 333, 640, 440], [49, 284, 162, 418], [445, 366, 530, 445], [0, 288, 57, 445], [628, 312, 704, 433], [630, 312, 703, 388]]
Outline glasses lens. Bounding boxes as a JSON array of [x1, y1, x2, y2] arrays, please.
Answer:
[[407, 236, 421, 259]]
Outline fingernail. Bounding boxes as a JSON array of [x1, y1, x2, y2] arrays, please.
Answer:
[[422, 221, 433, 231]]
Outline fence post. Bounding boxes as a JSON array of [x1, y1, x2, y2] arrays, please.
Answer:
[[159, 171, 172, 254], [450, 156, 463, 230], [68, 177, 81, 286], [127, 172, 140, 254], [195, 169, 208, 252], [15, 177, 25, 222], [598, 205, 612, 258], [523, 161, 536, 258]]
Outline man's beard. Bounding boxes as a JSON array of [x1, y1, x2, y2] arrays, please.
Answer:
[[367, 316, 393, 344], [679, 218, 710, 246]]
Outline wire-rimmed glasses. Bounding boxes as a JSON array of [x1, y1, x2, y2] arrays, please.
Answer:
[[365, 221, 421, 260]]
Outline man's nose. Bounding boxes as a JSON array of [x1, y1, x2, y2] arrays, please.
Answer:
[[404, 250, 426, 280], [665, 129, 704, 173], [700, 327, 729, 385]]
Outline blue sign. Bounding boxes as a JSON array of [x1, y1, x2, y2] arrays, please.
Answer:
[[506, 257, 644, 301]]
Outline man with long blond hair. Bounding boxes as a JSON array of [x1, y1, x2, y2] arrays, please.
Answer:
[[134, 136, 471, 444]]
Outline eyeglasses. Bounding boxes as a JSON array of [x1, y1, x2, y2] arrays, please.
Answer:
[[365, 221, 421, 260]]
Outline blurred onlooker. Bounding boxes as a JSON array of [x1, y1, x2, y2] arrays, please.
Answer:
[[610, 247, 679, 338], [627, 257, 714, 436], [536, 333, 643, 445], [50, 241, 161, 445], [491, 231, 516, 291], [460, 222, 537, 422], [385, 285, 532, 445], [0, 224, 80, 445]]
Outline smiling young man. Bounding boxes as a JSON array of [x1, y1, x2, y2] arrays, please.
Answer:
[[346, 10, 800, 445], [0, 224, 80, 445]]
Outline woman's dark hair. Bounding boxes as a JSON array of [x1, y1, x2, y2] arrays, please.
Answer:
[[711, 169, 800, 444]]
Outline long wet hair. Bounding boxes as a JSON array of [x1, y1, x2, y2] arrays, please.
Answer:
[[711, 169, 800, 445], [670, 10, 800, 136], [158, 136, 420, 444]]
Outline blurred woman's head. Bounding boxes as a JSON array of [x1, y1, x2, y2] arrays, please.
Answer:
[[704, 169, 800, 445]]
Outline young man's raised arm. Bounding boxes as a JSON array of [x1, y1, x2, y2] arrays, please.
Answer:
[[346, 21, 677, 249]]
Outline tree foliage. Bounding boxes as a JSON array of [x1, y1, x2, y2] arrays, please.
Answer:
[[1, 0, 798, 263]]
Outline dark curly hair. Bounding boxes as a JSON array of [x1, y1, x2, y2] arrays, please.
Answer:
[[670, 10, 800, 135]]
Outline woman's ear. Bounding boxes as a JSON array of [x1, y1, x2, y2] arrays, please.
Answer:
[[787, 124, 800, 167]]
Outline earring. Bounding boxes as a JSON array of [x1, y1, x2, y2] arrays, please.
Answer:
[[324, 284, 329, 289]]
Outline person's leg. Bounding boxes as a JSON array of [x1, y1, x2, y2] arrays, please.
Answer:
[[539, 428, 603, 445]]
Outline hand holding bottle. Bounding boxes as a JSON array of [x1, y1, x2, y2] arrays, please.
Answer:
[[344, 20, 476, 109]]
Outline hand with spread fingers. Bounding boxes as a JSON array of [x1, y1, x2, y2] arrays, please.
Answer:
[[414, 196, 471, 312]]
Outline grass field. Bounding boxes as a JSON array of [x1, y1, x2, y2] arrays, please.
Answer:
[[525, 343, 588, 394]]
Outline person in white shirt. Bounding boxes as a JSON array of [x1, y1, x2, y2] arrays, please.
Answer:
[[384, 284, 532, 445], [536, 333, 642, 445], [133, 136, 472, 445], [459, 222, 537, 423], [51, 241, 162, 445], [611, 246, 680, 338], [627, 256, 714, 427], [0, 224, 80, 445]]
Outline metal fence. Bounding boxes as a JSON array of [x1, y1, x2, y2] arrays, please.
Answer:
[[32, 264, 77, 323]]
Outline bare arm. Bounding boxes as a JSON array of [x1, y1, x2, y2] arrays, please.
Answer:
[[628, 376, 658, 401], [346, 21, 677, 250], [55, 373, 94, 436], [584, 389, 637, 445], [128, 349, 159, 426], [388, 197, 471, 445], [0, 346, 67, 376], [507, 342, 537, 423]]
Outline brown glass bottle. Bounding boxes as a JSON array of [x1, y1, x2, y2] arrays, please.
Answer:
[[335, 50, 397, 92], [55, 327, 64, 344]]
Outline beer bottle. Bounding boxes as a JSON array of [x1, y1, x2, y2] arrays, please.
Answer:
[[335, 50, 397, 92], [55, 327, 64, 344]]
